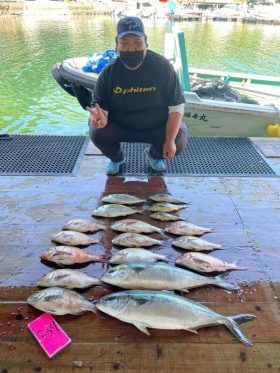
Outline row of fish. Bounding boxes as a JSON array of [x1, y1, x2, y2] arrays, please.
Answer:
[[41, 216, 108, 265], [36, 261, 238, 291], [92, 192, 189, 219], [27, 192, 255, 346], [101, 193, 186, 205], [40, 193, 243, 276], [108, 218, 244, 272], [27, 287, 255, 346], [111, 219, 212, 237]]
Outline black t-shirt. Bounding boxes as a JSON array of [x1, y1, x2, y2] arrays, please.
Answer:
[[93, 50, 185, 132]]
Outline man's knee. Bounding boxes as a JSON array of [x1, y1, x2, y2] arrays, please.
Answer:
[[175, 124, 188, 155]]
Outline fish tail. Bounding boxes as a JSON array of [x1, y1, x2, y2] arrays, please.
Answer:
[[213, 244, 222, 250], [90, 238, 100, 244], [93, 254, 111, 263], [214, 276, 239, 291], [231, 260, 246, 271], [138, 210, 146, 215], [223, 314, 256, 346], [231, 264, 247, 271], [159, 254, 168, 262], [229, 314, 256, 325], [92, 307, 107, 319]]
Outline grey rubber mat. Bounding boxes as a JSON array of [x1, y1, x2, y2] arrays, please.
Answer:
[[119, 137, 277, 177], [0, 135, 89, 176]]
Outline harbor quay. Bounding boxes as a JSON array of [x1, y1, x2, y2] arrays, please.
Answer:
[[1, 0, 280, 25]]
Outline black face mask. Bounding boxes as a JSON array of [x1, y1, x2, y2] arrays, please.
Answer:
[[119, 50, 144, 68]]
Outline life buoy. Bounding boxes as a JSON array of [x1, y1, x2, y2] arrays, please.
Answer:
[[266, 123, 280, 137]]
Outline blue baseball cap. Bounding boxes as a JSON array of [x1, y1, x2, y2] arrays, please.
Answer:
[[117, 16, 145, 39]]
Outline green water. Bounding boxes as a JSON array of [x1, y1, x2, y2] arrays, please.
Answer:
[[1, 15, 280, 135]]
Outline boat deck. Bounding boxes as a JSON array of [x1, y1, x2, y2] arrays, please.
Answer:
[[0, 137, 280, 372]]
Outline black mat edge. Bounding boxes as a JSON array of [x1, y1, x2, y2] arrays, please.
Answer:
[[0, 135, 89, 177], [117, 137, 278, 178]]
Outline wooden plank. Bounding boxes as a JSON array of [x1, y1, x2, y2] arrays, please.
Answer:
[[271, 283, 280, 299], [1, 170, 280, 371], [0, 342, 279, 372], [0, 301, 279, 344]]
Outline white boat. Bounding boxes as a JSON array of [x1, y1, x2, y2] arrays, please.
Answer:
[[164, 31, 280, 137], [247, 4, 280, 22], [52, 35, 280, 138], [209, 4, 248, 21]]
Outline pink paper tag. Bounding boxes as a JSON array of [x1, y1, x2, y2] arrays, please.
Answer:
[[28, 313, 71, 358]]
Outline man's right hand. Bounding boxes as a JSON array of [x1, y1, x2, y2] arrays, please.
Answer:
[[86, 103, 108, 129]]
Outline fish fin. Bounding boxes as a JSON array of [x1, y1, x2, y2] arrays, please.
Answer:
[[134, 298, 150, 306], [93, 308, 107, 319], [134, 322, 150, 335], [90, 239, 100, 244], [180, 288, 189, 293], [213, 245, 223, 250], [138, 210, 146, 215], [43, 308, 58, 314], [71, 311, 85, 316], [223, 315, 255, 346], [158, 255, 168, 262], [44, 294, 64, 302], [192, 257, 211, 271], [231, 260, 247, 271], [229, 314, 256, 326], [185, 328, 198, 334], [54, 274, 70, 281], [133, 266, 147, 273], [56, 263, 65, 267], [93, 254, 111, 263]]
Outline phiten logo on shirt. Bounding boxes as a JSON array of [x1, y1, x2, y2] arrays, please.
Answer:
[[113, 86, 156, 94]]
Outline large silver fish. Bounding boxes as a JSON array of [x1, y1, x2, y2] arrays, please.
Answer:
[[51, 231, 99, 246], [149, 203, 188, 213], [27, 287, 98, 316], [172, 236, 221, 251], [40, 246, 108, 265], [96, 290, 255, 346], [165, 222, 212, 236], [176, 252, 246, 273], [112, 233, 163, 247], [111, 219, 162, 234], [148, 193, 186, 204], [63, 219, 106, 233], [102, 194, 146, 205], [101, 262, 239, 291], [150, 212, 184, 221], [110, 248, 167, 264], [37, 269, 102, 289], [92, 204, 140, 218]]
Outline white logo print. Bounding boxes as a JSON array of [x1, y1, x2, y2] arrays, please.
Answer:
[[126, 19, 141, 30]]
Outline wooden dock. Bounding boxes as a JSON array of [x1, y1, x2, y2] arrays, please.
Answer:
[[0, 138, 280, 372]]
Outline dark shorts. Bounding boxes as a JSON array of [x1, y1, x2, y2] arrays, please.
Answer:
[[88, 120, 188, 162]]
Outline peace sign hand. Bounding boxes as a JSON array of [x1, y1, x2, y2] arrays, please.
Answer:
[[86, 103, 108, 129]]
